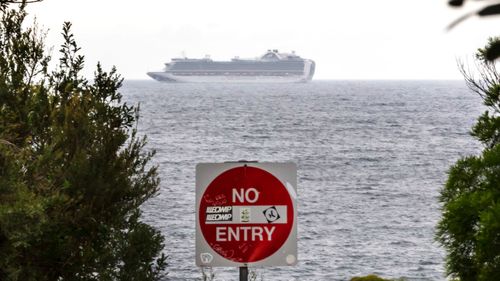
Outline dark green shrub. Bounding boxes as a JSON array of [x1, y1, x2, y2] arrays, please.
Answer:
[[436, 38, 500, 281], [350, 274, 393, 281], [0, 1, 166, 280]]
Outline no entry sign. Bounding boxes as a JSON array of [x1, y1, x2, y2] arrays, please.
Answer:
[[196, 162, 297, 267]]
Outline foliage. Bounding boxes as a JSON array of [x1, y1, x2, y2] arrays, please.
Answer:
[[0, 1, 166, 280], [349, 274, 397, 281], [447, 0, 500, 61], [447, 0, 500, 30], [436, 37, 500, 281]]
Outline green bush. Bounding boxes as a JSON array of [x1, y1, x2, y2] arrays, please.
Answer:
[[436, 37, 500, 281], [0, 1, 166, 280], [350, 274, 393, 281]]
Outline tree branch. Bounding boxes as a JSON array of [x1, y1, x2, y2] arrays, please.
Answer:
[[0, 0, 43, 4]]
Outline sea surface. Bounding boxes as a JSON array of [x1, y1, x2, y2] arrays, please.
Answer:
[[121, 80, 484, 281]]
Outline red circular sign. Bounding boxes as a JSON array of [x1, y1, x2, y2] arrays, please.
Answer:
[[199, 166, 294, 263]]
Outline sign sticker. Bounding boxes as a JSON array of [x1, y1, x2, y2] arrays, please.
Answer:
[[206, 206, 233, 222]]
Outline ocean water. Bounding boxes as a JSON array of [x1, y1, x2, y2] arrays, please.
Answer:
[[121, 80, 484, 281]]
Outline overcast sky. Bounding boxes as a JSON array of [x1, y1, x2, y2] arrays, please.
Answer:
[[26, 0, 499, 80]]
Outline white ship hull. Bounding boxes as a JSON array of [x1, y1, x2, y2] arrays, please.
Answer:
[[146, 72, 310, 83]]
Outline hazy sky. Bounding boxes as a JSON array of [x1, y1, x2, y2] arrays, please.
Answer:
[[26, 0, 499, 80]]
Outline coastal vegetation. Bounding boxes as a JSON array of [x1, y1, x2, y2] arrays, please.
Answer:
[[436, 37, 500, 281], [447, 0, 500, 43], [349, 274, 402, 281], [0, 1, 166, 280]]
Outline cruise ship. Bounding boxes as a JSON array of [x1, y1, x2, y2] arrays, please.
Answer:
[[147, 50, 315, 83]]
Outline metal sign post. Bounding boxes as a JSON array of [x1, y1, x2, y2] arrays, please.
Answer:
[[239, 266, 248, 281]]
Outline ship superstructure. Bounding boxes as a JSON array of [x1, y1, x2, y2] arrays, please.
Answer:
[[147, 50, 315, 83]]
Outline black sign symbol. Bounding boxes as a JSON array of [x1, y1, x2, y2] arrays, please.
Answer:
[[263, 206, 280, 223]]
